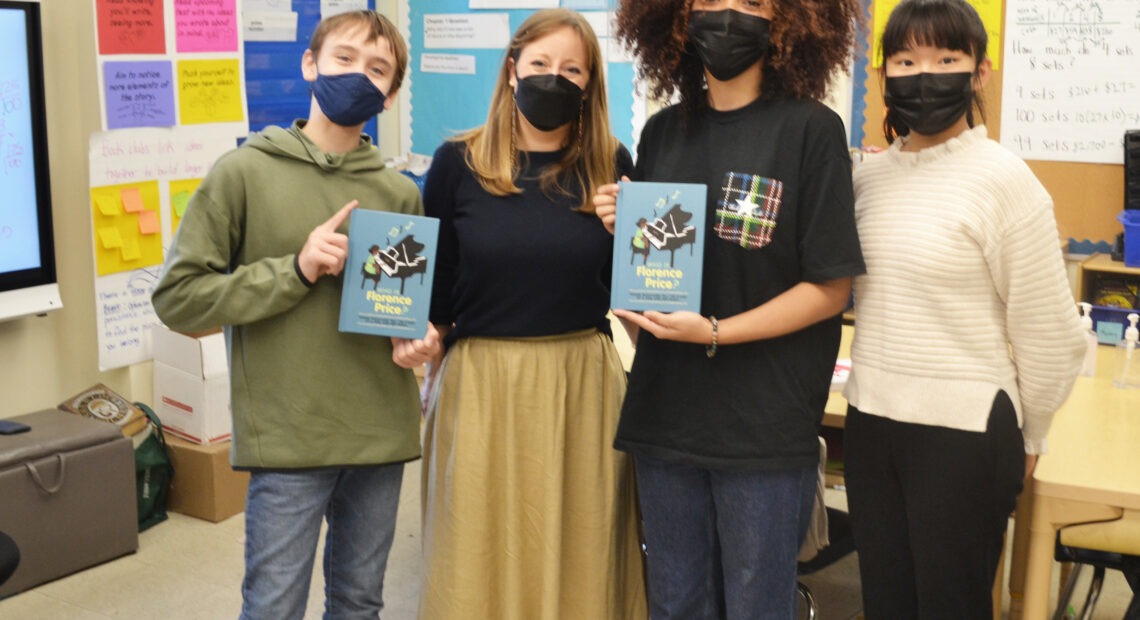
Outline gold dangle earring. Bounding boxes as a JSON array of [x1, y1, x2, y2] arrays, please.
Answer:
[[576, 98, 585, 154], [510, 103, 520, 179]]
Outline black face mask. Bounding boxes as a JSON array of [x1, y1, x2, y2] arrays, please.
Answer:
[[687, 10, 771, 82], [514, 73, 584, 132], [884, 72, 975, 136]]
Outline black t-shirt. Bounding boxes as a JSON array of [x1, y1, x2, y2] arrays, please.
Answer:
[[616, 96, 865, 471], [426, 140, 634, 346]]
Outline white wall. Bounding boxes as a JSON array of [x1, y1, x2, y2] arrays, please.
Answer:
[[0, 1, 138, 418]]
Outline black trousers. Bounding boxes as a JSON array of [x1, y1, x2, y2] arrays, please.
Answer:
[[845, 391, 1025, 620]]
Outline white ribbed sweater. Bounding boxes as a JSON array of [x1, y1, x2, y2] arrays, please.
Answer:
[[844, 126, 1085, 454]]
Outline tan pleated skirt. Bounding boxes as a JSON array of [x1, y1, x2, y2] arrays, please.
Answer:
[[419, 329, 647, 620]]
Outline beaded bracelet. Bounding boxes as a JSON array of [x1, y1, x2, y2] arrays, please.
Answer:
[[706, 316, 718, 358]]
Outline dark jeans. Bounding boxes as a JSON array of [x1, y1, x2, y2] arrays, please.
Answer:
[[845, 391, 1024, 620], [634, 454, 817, 620]]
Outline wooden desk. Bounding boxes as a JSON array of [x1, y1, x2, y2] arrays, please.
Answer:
[[823, 325, 853, 429], [1008, 348, 1140, 618]]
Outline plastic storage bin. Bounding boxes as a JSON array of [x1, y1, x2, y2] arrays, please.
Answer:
[[1119, 210, 1140, 268], [0, 410, 137, 597]]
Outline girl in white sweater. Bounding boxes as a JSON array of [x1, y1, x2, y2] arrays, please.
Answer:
[[843, 0, 1086, 616]]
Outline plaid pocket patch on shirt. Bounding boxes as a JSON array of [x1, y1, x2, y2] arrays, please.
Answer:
[[713, 172, 783, 250]]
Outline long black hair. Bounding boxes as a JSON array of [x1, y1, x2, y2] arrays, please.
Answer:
[[880, 0, 988, 142]]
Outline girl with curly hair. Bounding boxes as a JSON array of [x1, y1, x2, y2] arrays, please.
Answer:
[[594, 0, 864, 616]]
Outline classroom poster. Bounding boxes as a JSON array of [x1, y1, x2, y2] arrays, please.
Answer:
[[90, 0, 249, 369], [92, 0, 248, 135], [87, 126, 236, 371]]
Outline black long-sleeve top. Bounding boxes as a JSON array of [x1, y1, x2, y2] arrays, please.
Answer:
[[425, 140, 633, 347]]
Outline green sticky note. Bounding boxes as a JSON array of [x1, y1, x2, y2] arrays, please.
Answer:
[[172, 191, 191, 218]]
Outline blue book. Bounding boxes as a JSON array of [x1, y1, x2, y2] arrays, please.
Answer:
[[610, 181, 706, 312], [338, 209, 439, 338]]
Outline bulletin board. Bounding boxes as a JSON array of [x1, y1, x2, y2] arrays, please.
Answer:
[[859, 0, 1134, 247], [89, 0, 251, 370], [397, 0, 644, 159], [244, 0, 378, 141]]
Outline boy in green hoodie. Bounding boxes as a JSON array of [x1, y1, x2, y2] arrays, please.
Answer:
[[152, 11, 439, 619]]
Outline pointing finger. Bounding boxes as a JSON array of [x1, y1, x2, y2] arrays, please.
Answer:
[[320, 199, 359, 232]]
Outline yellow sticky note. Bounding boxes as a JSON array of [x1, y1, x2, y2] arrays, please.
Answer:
[[95, 194, 121, 216], [172, 191, 191, 218], [121, 188, 145, 213], [178, 59, 245, 125], [98, 227, 124, 249], [120, 238, 141, 262], [137, 210, 160, 235]]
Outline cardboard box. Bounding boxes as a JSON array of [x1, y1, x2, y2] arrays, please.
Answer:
[[0, 410, 137, 597], [165, 437, 249, 523], [152, 324, 231, 444]]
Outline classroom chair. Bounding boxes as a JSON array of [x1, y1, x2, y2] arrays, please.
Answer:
[[795, 437, 857, 620], [797, 506, 856, 620], [1051, 509, 1140, 620]]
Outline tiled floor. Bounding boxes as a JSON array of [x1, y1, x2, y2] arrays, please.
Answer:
[[0, 460, 1133, 619]]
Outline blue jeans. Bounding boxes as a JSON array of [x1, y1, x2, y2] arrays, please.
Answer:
[[239, 463, 404, 620], [635, 455, 816, 620]]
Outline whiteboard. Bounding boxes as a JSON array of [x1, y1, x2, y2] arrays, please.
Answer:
[[1000, 0, 1140, 164]]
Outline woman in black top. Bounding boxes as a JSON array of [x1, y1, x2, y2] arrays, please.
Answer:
[[594, 0, 864, 617], [418, 9, 646, 620]]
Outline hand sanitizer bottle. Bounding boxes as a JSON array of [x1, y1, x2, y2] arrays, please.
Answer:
[[1113, 313, 1140, 389], [1078, 302, 1098, 377]]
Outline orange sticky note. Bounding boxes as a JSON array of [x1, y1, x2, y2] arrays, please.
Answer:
[[120, 238, 141, 261], [95, 194, 121, 216], [98, 226, 124, 249], [137, 210, 160, 235], [121, 188, 145, 213]]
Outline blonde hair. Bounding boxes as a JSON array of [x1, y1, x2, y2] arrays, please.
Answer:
[[309, 10, 408, 95], [453, 9, 620, 212]]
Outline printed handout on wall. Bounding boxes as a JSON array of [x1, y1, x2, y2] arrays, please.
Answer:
[[423, 13, 511, 49]]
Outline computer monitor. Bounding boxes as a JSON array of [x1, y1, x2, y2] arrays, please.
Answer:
[[0, 0, 61, 322]]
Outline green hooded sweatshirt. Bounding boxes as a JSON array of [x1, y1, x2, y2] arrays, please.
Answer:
[[152, 121, 423, 469]]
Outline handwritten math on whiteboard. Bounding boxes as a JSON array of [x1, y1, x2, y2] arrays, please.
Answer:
[[1000, 0, 1139, 164], [0, 13, 39, 276]]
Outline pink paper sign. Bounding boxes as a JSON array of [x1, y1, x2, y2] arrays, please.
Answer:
[[175, 0, 238, 53]]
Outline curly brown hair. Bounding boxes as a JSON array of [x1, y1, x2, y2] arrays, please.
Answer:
[[616, 0, 864, 119]]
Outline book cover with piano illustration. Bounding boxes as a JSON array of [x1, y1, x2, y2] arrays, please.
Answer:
[[611, 181, 706, 313], [338, 209, 439, 338]]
